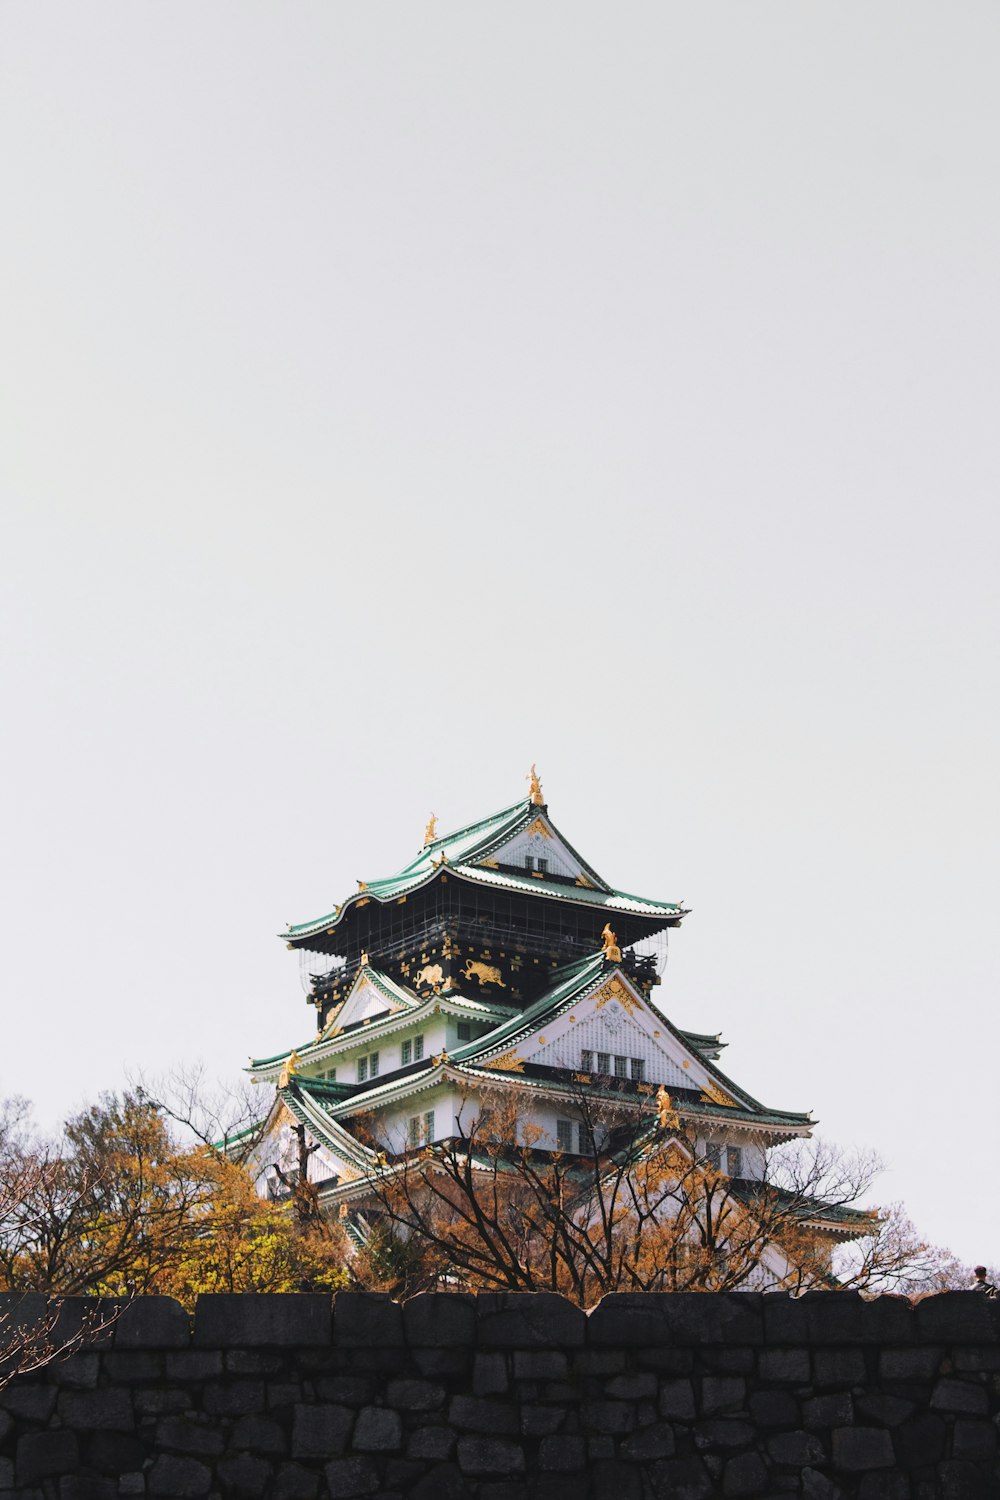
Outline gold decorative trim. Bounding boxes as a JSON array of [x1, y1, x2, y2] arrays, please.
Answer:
[[481, 1050, 525, 1074], [601, 924, 622, 963], [423, 813, 438, 847], [575, 874, 595, 889], [701, 1081, 739, 1109], [593, 976, 638, 1014], [525, 816, 552, 840], [479, 857, 500, 869], [527, 763, 544, 806]]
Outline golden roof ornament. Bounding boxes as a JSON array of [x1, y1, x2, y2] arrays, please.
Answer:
[[527, 763, 544, 806], [278, 1050, 301, 1088], [423, 813, 438, 847], [360, 949, 370, 967], [656, 1085, 676, 1130], [601, 923, 622, 963]]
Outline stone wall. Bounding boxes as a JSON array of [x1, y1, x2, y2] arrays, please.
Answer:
[[1, 1291, 998, 1499]]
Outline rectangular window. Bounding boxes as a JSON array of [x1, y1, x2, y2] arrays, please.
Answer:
[[727, 1146, 743, 1177], [357, 1056, 368, 1082], [457, 1022, 472, 1041], [369, 1051, 379, 1078], [423, 1110, 435, 1143], [414, 1034, 425, 1060], [401, 1039, 412, 1066], [537, 858, 548, 874], [525, 856, 535, 871], [705, 1142, 722, 1168], [408, 1116, 421, 1147], [614, 1055, 627, 1078], [325, 1067, 337, 1082], [581, 1049, 593, 1071], [556, 1119, 574, 1152], [597, 1052, 610, 1073], [577, 1121, 590, 1154], [630, 1057, 645, 1082]]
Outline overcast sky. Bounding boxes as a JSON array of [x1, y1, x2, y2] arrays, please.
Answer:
[[2, 3, 998, 1267]]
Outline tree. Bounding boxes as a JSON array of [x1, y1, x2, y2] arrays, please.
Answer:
[[354, 1084, 943, 1305], [0, 1091, 349, 1309]]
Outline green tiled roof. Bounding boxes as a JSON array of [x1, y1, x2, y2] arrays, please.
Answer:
[[282, 796, 686, 944]]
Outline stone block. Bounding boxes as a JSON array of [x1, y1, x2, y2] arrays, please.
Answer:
[[537, 1434, 587, 1471], [878, 1346, 942, 1382], [409, 1462, 473, 1500], [59, 1387, 134, 1431], [701, 1345, 755, 1373], [353, 1405, 403, 1451], [57, 1479, 118, 1500], [16, 1430, 79, 1485], [412, 1347, 471, 1378], [165, 1350, 224, 1380], [802, 1392, 853, 1429], [113, 1297, 190, 1349], [448, 1394, 519, 1434], [762, 1292, 809, 1343], [402, 1292, 476, 1347], [103, 1351, 164, 1382], [620, 1422, 677, 1460], [580, 1399, 637, 1434], [588, 1292, 761, 1347], [512, 1350, 567, 1379], [951, 1418, 997, 1459], [407, 1424, 457, 1461], [58, 1351, 101, 1388], [605, 1372, 656, 1399], [658, 1377, 696, 1419], [929, 1376, 988, 1415], [472, 1353, 508, 1395], [693, 1418, 755, 1450], [521, 1405, 565, 1437], [194, 1294, 330, 1348], [322, 1456, 381, 1496], [857, 1476, 910, 1500], [147, 1454, 213, 1497], [202, 1379, 266, 1415], [766, 1430, 826, 1466], [230, 1414, 287, 1454], [645, 1456, 714, 1499], [801, 1469, 847, 1500], [701, 1375, 747, 1413], [291, 1402, 354, 1458], [2, 1382, 57, 1420], [86, 1431, 148, 1474], [759, 1348, 810, 1384], [333, 1292, 404, 1348], [385, 1377, 445, 1410], [951, 1345, 1000, 1370], [831, 1426, 895, 1471], [937, 1459, 994, 1500], [226, 1348, 286, 1375], [634, 1346, 694, 1373], [155, 1416, 225, 1457], [722, 1450, 769, 1497], [217, 1454, 273, 1497], [476, 1292, 585, 1348], [812, 1347, 867, 1388], [269, 1380, 306, 1408], [748, 1389, 799, 1426], [856, 1390, 916, 1427], [799, 1291, 914, 1346], [914, 1291, 998, 1343], [313, 1375, 373, 1405], [273, 1462, 321, 1499], [119, 1476, 145, 1496], [456, 1436, 526, 1475], [894, 1413, 946, 1468], [134, 1385, 191, 1414]]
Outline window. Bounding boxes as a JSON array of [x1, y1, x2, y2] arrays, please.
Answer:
[[408, 1116, 421, 1147], [581, 1049, 593, 1071], [614, 1055, 627, 1078], [705, 1143, 722, 1168], [630, 1057, 645, 1082], [325, 1067, 337, 1082], [525, 856, 535, 871], [457, 1022, 472, 1041], [577, 1121, 591, 1154], [414, 1034, 425, 1060], [727, 1146, 743, 1178], [357, 1056, 368, 1083], [556, 1119, 574, 1152], [369, 1051, 379, 1078], [423, 1110, 435, 1143], [537, 858, 548, 874], [401, 1039, 412, 1066], [597, 1052, 610, 1073], [356, 1051, 379, 1082]]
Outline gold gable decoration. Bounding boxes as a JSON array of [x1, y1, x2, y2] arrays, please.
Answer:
[[481, 1050, 525, 1074], [525, 816, 552, 840], [593, 975, 638, 1015], [701, 1080, 739, 1109]]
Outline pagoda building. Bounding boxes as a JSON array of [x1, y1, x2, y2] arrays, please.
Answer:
[[246, 772, 826, 1253]]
